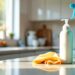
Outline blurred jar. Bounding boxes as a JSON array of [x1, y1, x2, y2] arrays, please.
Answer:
[[38, 38, 46, 46], [32, 38, 39, 47], [27, 31, 37, 46]]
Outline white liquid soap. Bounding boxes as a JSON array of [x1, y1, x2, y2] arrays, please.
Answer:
[[59, 19, 73, 64]]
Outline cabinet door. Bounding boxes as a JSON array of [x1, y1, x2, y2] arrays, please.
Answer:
[[30, 0, 45, 21], [61, 0, 73, 19], [46, 0, 60, 20]]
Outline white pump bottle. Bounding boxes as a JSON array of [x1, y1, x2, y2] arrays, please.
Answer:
[[59, 19, 73, 64]]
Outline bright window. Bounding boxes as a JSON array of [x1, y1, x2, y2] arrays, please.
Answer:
[[0, 0, 20, 40]]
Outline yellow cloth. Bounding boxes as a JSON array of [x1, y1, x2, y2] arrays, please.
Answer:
[[33, 52, 62, 64]]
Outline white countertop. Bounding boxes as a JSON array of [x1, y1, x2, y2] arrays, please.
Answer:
[[0, 46, 58, 51], [0, 47, 74, 61], [0, 57, 75, 75], [0, 46, 58, 55], [0, 46, 58, 60]]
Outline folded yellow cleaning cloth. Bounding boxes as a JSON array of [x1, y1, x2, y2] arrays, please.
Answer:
[[32, 52, 63, 65]]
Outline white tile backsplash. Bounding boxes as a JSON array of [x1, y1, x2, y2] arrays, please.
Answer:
[[31, 20, 75, 48]]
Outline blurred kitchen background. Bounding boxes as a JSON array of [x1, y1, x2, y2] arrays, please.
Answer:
[[0, 0, 75, 48], [0, 0, 75, 73]]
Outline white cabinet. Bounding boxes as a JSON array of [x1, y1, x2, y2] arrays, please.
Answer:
[[30, 0, 60, 21], [30, 0, 45, 21], [46, 0, 60, 20], [61, 0, 73, 19], [30, 0, 74, 20]]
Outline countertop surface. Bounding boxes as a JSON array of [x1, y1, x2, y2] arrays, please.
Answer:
[[0, 47, 75, 75], [0, 47, 75, 60], [0, 46, 59, 60], [0, 46, 58, 51], [0, 56, 75, 75], [0, 46, 58, 56]]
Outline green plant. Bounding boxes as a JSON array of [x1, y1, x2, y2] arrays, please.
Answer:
[[9, 33, 14, 39]]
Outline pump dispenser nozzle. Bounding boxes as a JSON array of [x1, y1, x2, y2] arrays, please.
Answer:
[[61, 19, 69, 24], [61, 19, 70, 31]]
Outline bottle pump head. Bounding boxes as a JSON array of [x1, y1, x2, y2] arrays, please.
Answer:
[[61, 19, 70, 31], [61, 19, 69, 24]]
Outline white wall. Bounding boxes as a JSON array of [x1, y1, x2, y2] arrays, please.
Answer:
[[31, 20, 75, 48]]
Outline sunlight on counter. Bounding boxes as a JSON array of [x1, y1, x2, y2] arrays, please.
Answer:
[[0, 57, 75, 75]]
